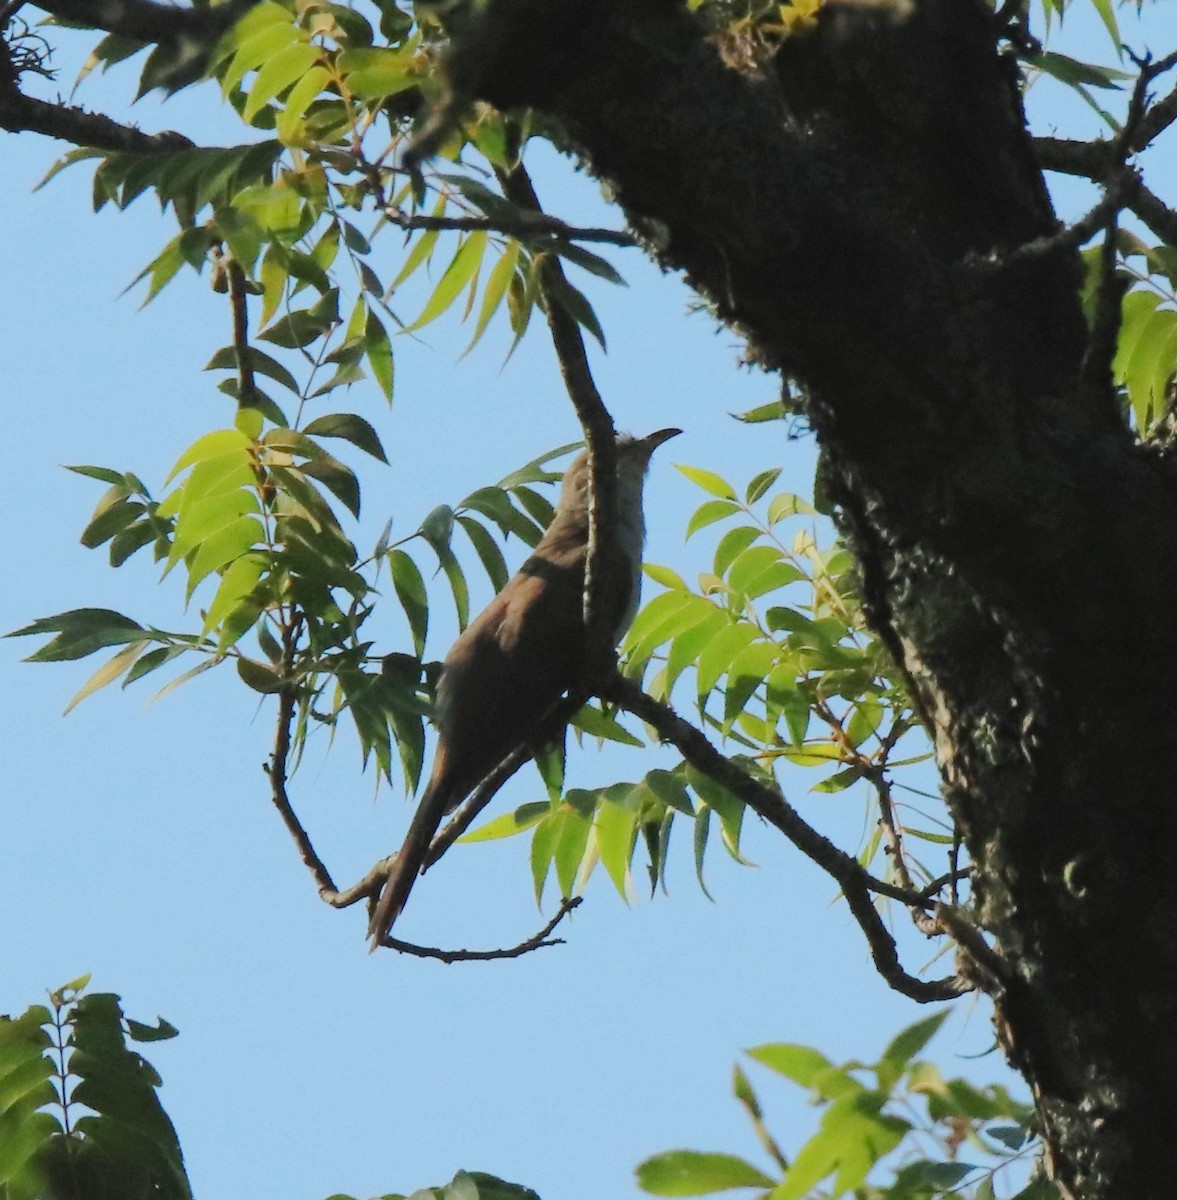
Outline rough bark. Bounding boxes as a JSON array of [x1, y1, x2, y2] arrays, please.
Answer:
[[441, 1, 1177, 1195]]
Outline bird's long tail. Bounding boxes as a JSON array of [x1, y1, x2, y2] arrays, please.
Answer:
[[367, 772, 452, 952]]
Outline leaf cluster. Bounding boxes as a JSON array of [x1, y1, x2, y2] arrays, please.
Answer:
[[0, 977, 189, 1200], [636, 1013, 1055, 1200]]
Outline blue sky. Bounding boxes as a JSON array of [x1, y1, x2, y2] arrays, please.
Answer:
[[2, 5, 1171, 1198]]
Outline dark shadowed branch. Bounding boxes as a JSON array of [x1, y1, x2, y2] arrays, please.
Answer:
[[600, 673, 967, 1003], [385, 206, 636, 247]]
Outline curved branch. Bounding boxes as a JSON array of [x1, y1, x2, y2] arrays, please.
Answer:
[[376, 896, 582, 961], [599, 673, 967, 1003]]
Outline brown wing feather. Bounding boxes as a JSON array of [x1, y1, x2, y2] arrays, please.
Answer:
[[367, 548, 588, 949]]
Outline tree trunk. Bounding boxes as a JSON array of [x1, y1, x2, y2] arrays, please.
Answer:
[[444, 0, 1177, 1194]]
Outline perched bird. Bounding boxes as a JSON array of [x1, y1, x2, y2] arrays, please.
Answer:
[[368, 428, 681, 949]]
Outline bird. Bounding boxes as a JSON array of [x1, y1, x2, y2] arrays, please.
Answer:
[[367, 428, 681, 949]]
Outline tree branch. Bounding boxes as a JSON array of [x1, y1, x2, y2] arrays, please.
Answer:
[[264, 686, 390, 909], [599, 673, 966, 1003], [495, 159, 620, 682], [0, 31, 191, 149], [375, 896, 582, 961], [385, 206, 637, 248], [32, 0, 253, 47]]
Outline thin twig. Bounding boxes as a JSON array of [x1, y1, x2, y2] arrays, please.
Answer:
[[376, 896, 582, 961], [600, 674, 966, 1003], [265, 649, 389, 909], [386, 207, 636, 247], [1123, 47, 1177, 154]]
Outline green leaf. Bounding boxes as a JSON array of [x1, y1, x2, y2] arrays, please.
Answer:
[[465, 240, 521, 353], [186, 516, 265, 596], [436, 542, 470, 628], [544, 272, 606, 350], [337, 46, 417, 101], [745, 468, 782, 504], [685, 499, 740, 539], [733, 399, 787, 424], [595, 786, 640, 897], [64, 641, 149, 713], [419, 504, 455, 551], [713, 526, 760, 577], [645, 768, 695, 816], [676, 465, 736, 501], [571, 703, 643, 747], [462, 801, 549, 843], [81, 499, 146, 549], [457, 515, 509, 592], [66, 464, 128, 486], [552, 799, 593, 897], [165, 428, 250, 483], [723, 641, 779, 729], [391, 222, 440, 290], [635, 1150, 774, 1196], [688, 766, 746, 859], [66, 990, 193, 1200], [406, 232, 488, 332], [302, 456, 362, 519], [745, 1042, 833, 1088], [696, 623, 758, 699], [9, 608, 146, 663], [766, 492, 816, 523], [303, 413, 389, 462], [205, 345, 301, 395], [388, 550, 428, 656], [876, 1011, 949, 1093], [203, 552, 267, 641], [552, 240, 626, 286], [276, 64, 331, 144], [1029, 50, 1128, 91], [237, 656, 284, 693], [243, 42, 320, 123], [365, 311, 395, 402]]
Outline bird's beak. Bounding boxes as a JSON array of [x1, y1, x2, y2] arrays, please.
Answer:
[[640, 427, 682, 455]]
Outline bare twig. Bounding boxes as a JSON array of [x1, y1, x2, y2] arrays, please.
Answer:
[[600, 673, 966, 1003], [1123, 47, 1177, 152], [385, 206, 636, 247], [265, 636, 391, 910], [265, 688, 385, 907], [921, 863, 972, 904], [376, 896, 582, 961]]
